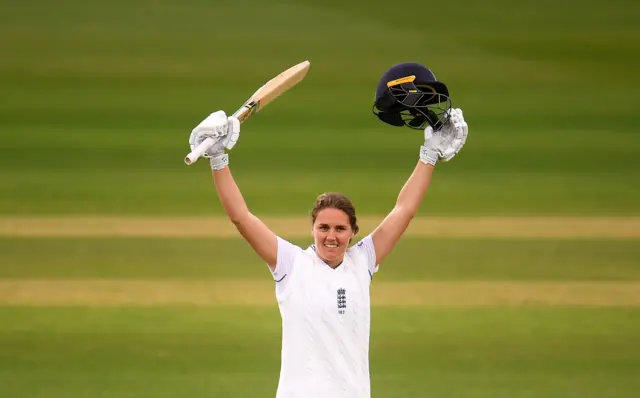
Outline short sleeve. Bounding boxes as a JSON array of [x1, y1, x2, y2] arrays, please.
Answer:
[[353, 234, 379, 279], [269, 237, 300, 289]]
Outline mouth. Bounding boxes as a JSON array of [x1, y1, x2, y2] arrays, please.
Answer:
[[324, 243, 338, 249]]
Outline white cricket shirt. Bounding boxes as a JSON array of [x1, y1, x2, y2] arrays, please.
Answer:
[[269, 234, 379, 398]]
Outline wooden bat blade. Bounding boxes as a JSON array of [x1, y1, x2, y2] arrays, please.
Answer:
[[233, 60, 310, 123], [185, 60, 310, 165]]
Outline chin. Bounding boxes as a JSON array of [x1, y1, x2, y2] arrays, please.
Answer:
[[317, 249, 337, 261], [325, 251, 345, 262], [318, 250, 332, 260]]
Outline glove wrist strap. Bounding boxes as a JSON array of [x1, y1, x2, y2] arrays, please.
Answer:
[[210, 153, 229, 170], [419, 145, 438, 166]]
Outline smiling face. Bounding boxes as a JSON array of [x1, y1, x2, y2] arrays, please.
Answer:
[[309, 192, 359, 268], [312, 207, 354, 267]]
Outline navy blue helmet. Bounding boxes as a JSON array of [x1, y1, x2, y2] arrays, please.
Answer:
[[373, 62, 452, 131]]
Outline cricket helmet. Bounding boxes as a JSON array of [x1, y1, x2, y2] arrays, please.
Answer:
[[373, 62, 452, 131]]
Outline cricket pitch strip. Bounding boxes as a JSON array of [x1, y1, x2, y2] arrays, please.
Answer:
[[1, 280, 639, 307], [1, 216, 639, 238]]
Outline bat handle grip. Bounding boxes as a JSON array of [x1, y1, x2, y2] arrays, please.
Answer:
[[184, 137, 215, 165]]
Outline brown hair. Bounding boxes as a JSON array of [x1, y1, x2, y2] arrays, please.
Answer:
[[310, 192, 359, 235]]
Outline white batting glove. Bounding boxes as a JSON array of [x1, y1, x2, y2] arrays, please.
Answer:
[[188, 110, 241, 170], [419, 108, 468, 165], [437, 108, 468, 162]]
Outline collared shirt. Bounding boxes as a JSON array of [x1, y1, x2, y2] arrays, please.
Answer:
[[269, 235, 378, 398]]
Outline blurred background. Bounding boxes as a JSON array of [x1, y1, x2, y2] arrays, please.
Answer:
[[1, 0, 639, 397]]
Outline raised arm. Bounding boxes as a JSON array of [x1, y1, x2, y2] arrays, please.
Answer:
[[212, 167, 278, 269], [371, 108, 468, 265], [188, 110, 278, 270], [371, 161, 434, 264]]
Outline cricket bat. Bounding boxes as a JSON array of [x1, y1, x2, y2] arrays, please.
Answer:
[[184, 60, 311, 165]]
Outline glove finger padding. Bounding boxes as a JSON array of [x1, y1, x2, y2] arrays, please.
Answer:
[[223, 116, 241, 150], [192, 111, 227, 136], [437, 108, 468, 162]]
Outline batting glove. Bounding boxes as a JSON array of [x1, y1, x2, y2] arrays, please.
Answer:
[[188, 110, 241, 170], [419, 108, 468, 165]]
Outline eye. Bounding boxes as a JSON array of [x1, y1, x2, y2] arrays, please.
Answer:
[[336, 226, 347, 232], [319, 225, 329, 231]]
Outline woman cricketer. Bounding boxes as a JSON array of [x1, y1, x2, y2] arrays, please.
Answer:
[[187, 62, 469, 398]]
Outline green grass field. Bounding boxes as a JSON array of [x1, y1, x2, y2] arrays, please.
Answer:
[[2, 307, 640, 398], [1, 0, 639, 397], [2, 237, 640, 281], [1, 0, 639, 216]]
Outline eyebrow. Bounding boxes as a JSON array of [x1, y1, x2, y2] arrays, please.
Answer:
[[318, 224, 348, 228]]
